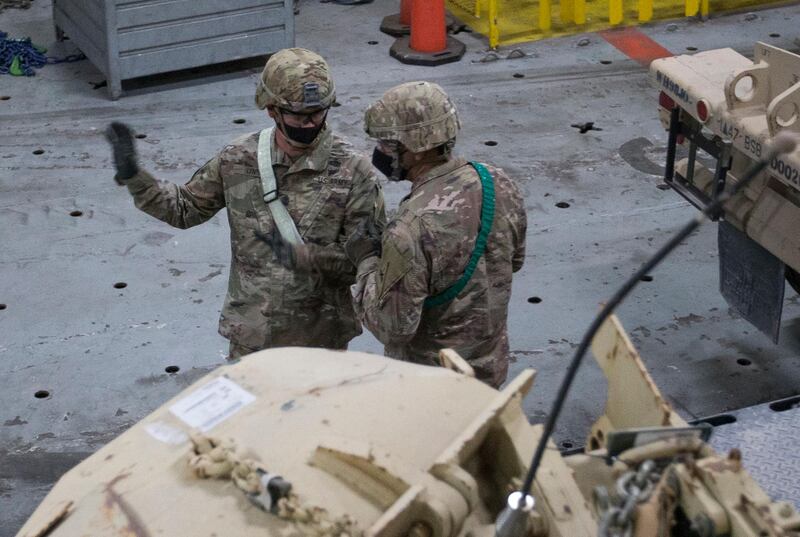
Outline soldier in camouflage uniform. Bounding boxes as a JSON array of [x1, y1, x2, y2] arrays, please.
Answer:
[[106, 48, 385, 360], [345, 81, 527, 387]]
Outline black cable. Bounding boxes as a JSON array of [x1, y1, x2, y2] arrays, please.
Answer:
[[518, 136, 794, 499]]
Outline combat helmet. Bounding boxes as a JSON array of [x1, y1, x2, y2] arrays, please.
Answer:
[[256, 48, 336, 112], [364, 81, 460, 153]]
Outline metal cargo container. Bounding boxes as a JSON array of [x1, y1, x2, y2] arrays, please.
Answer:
[[52, 0, 294, 99]]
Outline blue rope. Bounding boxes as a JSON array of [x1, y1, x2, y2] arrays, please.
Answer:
[[0, 30, 85, 76]]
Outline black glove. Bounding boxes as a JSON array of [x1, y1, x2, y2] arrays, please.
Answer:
[[344, 218, 382, 265], [254, 228, 299, 270], [105, 122, 139, 184]]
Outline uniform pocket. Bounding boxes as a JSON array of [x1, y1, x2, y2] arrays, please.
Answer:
[[225, 180, 272, 267]]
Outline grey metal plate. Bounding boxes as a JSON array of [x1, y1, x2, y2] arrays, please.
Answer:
[[718, 220, 786, 343], [708, 399, 800, 508]]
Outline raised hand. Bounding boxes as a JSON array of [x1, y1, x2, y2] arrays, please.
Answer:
[[105, 122, 139, 184]]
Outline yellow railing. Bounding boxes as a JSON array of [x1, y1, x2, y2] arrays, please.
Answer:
[[448, 0, 778, 48]]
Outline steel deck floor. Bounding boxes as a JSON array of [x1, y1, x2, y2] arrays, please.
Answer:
[[707, 397, 800, 509], [2, 1, 800, 533]]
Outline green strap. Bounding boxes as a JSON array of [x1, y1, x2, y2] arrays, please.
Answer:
[[9, 56, 24, 76], [424, 161, 495, 309]]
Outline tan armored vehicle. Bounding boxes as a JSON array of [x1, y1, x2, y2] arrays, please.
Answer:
[[16, 315, 800, 537], [651, 42, 800, 341]]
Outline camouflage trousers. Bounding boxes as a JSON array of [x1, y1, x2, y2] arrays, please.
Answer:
[[469, 354, 508, 389], [388, 349, 508, 389], [227, 342, 258, 361], [227, 340, 349, 361]]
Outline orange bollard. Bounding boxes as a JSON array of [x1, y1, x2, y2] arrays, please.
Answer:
[[401, 0, 412, 24], [381, 0, 413, 36], [390, 0, 465, 65], [410, 0, 447, 52], [381, 0, 458, 38]]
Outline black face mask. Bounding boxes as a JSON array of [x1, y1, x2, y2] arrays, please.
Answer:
[[371, 147, 394, 177], [371, 147, 407, 182], [283, 122, 325, 145]]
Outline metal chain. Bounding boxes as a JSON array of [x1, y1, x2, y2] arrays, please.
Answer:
[[47, 53, 86, 64], [0, 0, 33, 13], [0, 31, 85, 76], [595, 460, 661, 537]]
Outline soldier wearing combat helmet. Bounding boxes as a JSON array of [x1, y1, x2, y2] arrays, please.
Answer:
[[106, 48, 385, 360], [345, 81, 527, 387]]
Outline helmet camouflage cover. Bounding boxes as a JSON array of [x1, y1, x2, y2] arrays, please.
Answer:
[[256, 48, 336, 112], [364, 81, 460, 153]]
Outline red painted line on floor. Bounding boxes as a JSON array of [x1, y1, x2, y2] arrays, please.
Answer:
[[599, 27, 674, 67]]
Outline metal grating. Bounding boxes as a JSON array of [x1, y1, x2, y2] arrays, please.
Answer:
[[705, 398, 800, 509]]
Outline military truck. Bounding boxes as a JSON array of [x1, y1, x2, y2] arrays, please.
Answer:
[[651, 42, 800, 342], [14, 315, 800, 536]]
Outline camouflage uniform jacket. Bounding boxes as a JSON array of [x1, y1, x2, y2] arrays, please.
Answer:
[[352, 157, 527, 387], [125, 126, 385, 350]]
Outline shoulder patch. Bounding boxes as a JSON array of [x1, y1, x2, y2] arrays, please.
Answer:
[[329, 135, 354, 159], [227, 131, 259, 150], [350, 153, 376, 179], [378, 220, 417, 300]]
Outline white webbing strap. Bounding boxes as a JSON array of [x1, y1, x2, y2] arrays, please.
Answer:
[[257, 127, 304, 245]]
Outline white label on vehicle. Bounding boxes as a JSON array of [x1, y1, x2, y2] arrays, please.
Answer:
[[169, 377, 256, 432], [144, 421, 189, 445]]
